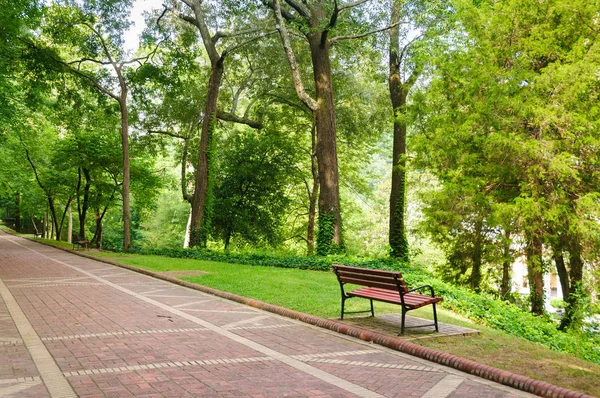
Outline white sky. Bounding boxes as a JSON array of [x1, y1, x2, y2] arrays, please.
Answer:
[[124, 0, 164, 52]]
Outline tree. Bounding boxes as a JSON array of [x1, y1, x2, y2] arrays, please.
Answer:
[[164, 0, 269, 248], [212, 131, 294, 249], [412, 0, 600, 318], [36, 1, 162, 249], [388, 0, 447, 260], [265, 0, 397, 254]]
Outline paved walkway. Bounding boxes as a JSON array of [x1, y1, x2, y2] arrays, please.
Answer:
[[0, 231, 534, 398]]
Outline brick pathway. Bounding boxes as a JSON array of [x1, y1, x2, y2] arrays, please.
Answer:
[[0, 231, 535, 398]]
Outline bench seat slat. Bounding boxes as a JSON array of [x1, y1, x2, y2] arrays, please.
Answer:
[[336, 271, 400, 284], [337, 276, 398, 291], [333, 265, 409, 292], [333, 265, 402, 276]]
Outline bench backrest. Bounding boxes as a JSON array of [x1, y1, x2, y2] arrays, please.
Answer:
[[332, 264, 408, 293]]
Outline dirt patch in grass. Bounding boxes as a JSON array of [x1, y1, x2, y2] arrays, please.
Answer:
[[158, 270, 208, 278], [414, 328, 600, 397]]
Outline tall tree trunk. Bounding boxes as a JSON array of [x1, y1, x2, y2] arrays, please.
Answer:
[[500, 230, 511, 300], [525, 230, 545, 315], [307, 32, 343, 255], [388, 1, 409, 261], [189, 58, 224, 248], [119, 84, 131, 250], [307, 123, 319, 256]]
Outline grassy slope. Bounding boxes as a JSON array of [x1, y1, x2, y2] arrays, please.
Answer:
[[93, 252, 600, 397]]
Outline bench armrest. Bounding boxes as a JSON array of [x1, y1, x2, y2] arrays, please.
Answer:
[[405, 284, 436, 297]]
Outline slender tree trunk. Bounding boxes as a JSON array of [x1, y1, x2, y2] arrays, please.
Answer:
[[307, 123, 318, 256], [14, 192, 21, 232], [43, 211, 48, 239], [184, 208, 192, 249], [560, 235, 585, 330], [57, 196, 73, 242], [189, 58, 224, 248], [31, 215, 40, 236], [470, 220, 483, 292], [67, 205, 72, 243], [388, 1, 409, 261], [46, 197, 60, 241], [224, 230, 231, 251], [50, 212, 55, 240], [500, 230, 511, 300], [525, 230, 545, 315], [78, 168, 91, 240], [119, 84, 131, 250], [552, 241, 570, 301], [307, 32, 343, 255], [94, 209, 103, 250]]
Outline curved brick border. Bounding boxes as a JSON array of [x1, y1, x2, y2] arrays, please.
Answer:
[[9, 233, 595, 398]]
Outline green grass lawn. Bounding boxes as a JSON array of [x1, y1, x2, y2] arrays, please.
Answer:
[[92, 251, 600, 397]]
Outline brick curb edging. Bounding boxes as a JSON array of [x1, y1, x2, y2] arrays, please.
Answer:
[[9, 234, 595, 398]]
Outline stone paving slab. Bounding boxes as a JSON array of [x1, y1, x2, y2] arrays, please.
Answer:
[[336, 313, 480, 341], [0, 230, 548, 397]]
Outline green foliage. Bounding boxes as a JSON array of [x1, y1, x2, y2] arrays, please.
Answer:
[[212, 130, 294, 249]]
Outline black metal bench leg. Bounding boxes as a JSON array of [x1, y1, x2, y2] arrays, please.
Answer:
[[370, 300, 374, 317], [433, 302, 439, 332], [400, 307, 407, 335], [340, 296, 346, 320]]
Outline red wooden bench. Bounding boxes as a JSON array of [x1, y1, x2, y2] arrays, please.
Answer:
[[332, 264, 443, 335], [72, 233, 90, 250]]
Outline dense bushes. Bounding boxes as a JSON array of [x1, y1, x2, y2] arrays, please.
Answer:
[[126, 247, 599, 364]]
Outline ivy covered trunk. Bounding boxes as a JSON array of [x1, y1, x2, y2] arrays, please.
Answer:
[[388, 2, 409, 262], [388, 91, 409, 261], [189, 58, 224, 248], [308, 32, 343, 255], [525, 230, 545, 315]]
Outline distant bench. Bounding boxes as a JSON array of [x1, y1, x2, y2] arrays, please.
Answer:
[[72, 233, 90, 250], [332, 264, 443, 335]]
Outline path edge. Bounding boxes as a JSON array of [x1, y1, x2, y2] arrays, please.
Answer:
[[10, 233, 594, 398]]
